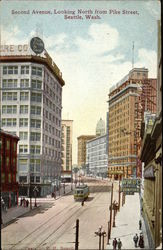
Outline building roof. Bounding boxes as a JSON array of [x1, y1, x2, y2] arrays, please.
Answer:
[[0, 129, 19, 140], [0, 54, 65, 87]]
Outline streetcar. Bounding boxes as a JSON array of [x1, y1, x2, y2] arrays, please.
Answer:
[[73, 184, 89, 201]]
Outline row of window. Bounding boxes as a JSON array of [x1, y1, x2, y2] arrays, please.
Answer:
[[2, 79, 42, 89], [1, 106, 41, 115], [19, 145, 41, 154], [3, 66, 42, 76], [19, 176, 40, 184], [2, 92, 42, 102]]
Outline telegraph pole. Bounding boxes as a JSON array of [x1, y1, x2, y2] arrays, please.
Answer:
[[107, 183, 113, 244], [75, 219, 79, 250], [118, 180, 121, 211]]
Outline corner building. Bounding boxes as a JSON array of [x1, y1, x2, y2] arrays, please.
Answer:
[[0, 45, 65, 197], [108, 68, 156, 180]]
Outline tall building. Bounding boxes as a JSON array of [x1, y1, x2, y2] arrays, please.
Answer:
[[77, 135, 96, 168], [86, 134, 108, 178], [0, 42, 65, 197], [61, 120, 73, 182], [0, 130, 19, 208], [108, 68, 156, 180], [140, 20, 162, 249]]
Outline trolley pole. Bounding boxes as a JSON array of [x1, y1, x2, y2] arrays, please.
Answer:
[[118, 180, 121, 211], [75, 219, 79, 250], [107, 183, 113, 244]]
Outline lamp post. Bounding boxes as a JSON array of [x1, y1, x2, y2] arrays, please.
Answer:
[[107, 183, 113, 244], [33, 186, 39, 207], [112, 200, 118, 227], [95, 226, 106, 250]]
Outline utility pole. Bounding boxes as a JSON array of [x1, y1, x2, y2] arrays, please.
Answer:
[[107, 183, 113, 244], [118, 180, 121, 211], [75, 219, 79, 250]]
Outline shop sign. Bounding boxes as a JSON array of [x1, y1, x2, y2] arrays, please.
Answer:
[[30, 37, 44, 55], [144, 165, 155, 179], [122, 178, 140, 195]]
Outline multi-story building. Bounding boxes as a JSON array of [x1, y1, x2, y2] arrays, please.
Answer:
[[0, 130, 19, 208], [77, 135, 96, 168], [86, 118, 108, 177], [86, 134, 108, 178], [108, 68, 156, 180], [0, 43, 65, 197], [61, 120, 73, 182], [140, 20, 162, 249]]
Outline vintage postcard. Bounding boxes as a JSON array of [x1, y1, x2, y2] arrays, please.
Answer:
[[0, 0, 161, 249]]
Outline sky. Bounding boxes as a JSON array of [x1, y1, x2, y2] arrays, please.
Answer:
[[0, 0, 161, 164]]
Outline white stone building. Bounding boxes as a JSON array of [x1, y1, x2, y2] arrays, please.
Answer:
[[0, 44, 65, 196]]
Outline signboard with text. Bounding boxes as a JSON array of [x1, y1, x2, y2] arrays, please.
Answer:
[[122, 178, 140, 195]]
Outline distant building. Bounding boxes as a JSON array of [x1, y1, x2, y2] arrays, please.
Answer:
[[86, 134, 108, 177], [0, 130, 19, 208], [108, 68, 157, 180], [61, 120, 73, 182], [96, 118, 105, 136], [77, 135, 96, 168], [0, 42, 65, 197]]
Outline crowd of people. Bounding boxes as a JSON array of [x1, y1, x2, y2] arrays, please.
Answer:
[[112, 219, 144, 249], [20, 198, 29, 207]]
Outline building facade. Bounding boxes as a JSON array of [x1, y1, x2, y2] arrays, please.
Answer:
[[86, 134, 108, 178], [0, 130, 19, 208], [77, 135, 96, 168], [108, 68, 156, 180], [140, 20, 162, 249], [61, 120, 73, 182], [0, 43, 65, 197]]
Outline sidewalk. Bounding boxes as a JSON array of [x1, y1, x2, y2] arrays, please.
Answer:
[[106, 193, 149, 250], [1, 183, 74, 229]]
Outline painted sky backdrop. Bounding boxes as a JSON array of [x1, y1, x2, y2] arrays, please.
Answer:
[[0, 0, 160, 164]]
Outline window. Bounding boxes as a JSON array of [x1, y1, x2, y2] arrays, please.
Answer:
[[31, 119, 41, 128], [2, 105, 17, 114], [19, 145, 28, 153], [31, 92, 42, 102], [2, 92, 17, 101], [30, 132, 41, 141], [2, 118, 16, 127], [2, 79, 18, 88], [31, 66, 42, 76], [20, 92, 29, 101], [19, 132, 28, 140], [20, 105, 28, 114], [19, 118, 28, 127], [20, 79, 29, 88], [19, 159, 28, 172], [19, 176, 27, 183], [36, 176, 40, 183], [1, 174, 5, 183], [3, 66, 18, 75], [30, 176, 34, 183], [30, 159, 41, 173], [30, 145, 41, 154], [31, 106, 41, 115], [31, 79, 42, 89], [21, 65, 29, 74]]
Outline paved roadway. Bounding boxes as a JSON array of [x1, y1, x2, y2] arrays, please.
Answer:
[[2, 179, 118, 250], [2, 193, 109, 249]]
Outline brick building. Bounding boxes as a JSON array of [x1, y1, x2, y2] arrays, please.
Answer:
[[0, 130, 19, 208]]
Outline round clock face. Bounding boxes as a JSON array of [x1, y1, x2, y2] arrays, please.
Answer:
[[30, 37, 44, 54]]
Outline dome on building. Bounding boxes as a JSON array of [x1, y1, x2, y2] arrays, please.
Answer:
[[96, 118, 105, 136]]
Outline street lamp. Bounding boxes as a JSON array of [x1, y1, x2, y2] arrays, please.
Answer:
[[33, 186, 39, 207], [95, 226, 106, 250], [112, 200, 119, 227]]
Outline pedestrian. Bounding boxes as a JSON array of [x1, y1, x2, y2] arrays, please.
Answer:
[[139, 234, 144, 248], [81, 200, 84, 206], [139, 219, 142, 230], [53, 192, 56, 199], [26, 200, 29, 207], [20, 198, 23, 206], [112, 238, 117, 250], [117, 238, 122, 250], [133, 233, 139, 247]]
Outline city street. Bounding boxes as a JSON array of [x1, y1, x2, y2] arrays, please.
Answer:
[[2, 180, 114, 250]]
